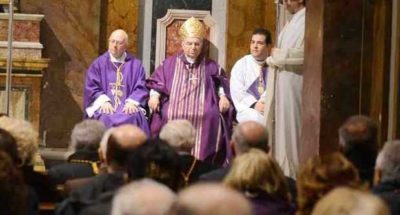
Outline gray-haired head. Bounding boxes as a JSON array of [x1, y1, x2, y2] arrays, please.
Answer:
[[70, 119, 106, 152], [172, 183, 252, 215], [159, 119, 196, 153], [111, 179, 176, 215], [375, 140, 400, 182]]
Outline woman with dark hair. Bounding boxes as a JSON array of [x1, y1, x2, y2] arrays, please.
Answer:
[[0, 151, 28, 215], [126, 138, 182, 191]]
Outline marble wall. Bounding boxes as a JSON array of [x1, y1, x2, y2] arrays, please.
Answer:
[[100, 0, 139, 55], [21, 0, 101, 147], [226, 0, 275, 73]]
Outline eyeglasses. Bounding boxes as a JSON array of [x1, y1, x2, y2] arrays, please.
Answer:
[[109, 39, 125, 46]]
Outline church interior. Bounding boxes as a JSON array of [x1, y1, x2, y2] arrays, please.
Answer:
[[0, 0, 399, 214]]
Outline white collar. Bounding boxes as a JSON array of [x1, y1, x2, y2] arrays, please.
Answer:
[[185, 55, 196, 64], [291, 7, 306, 23], [109, 52, 127, 63]]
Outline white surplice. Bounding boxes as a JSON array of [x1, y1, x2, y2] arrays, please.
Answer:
[[266, 8, 305, 178], [230, 55, 272, 125]]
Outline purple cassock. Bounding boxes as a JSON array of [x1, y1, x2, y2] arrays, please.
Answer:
[[84, 52, 150, 134], [146, 52, 235, 166]]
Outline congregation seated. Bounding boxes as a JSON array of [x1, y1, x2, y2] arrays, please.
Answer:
[[199, 121, 297, 202], [159, 119, 217, 186], [296, 153, 363, 215], [80, 138, 181, 215], [224, 149, 295, 215], [55, 124, 147, 215], [373, 140, 400, 215], [312, 187, 389, 215], [48, 119, 106, 185]]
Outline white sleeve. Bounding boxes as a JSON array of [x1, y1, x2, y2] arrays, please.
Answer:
[[150, 89, 161, 97], [266, 47, 304, 68], [85, 94, 111, 117], [230, 60, 257, 112]]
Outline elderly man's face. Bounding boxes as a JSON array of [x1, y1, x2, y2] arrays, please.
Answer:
[[181, 37, 203, 59], [108, 31, 127, 58], [284, 0, 304, 14]]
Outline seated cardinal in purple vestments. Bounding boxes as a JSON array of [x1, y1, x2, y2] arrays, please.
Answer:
[[146, 17, 235, 166], [84, 29, 150, 134]]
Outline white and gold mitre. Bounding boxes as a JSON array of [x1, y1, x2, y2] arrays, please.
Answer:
[[179, 17, 206, 40]]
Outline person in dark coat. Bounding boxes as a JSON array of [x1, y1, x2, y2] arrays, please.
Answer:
[[159, 119, 217, 186], [373, 140, 400, 215], [55, 124, 147, 215], [338, 115, 379, 186], [48, 120, 106, 185]]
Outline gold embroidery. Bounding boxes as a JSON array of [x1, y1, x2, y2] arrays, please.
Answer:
[[110, 62, 125, 110], [181, 157, 197, 187], [69, 159, 100, 175]]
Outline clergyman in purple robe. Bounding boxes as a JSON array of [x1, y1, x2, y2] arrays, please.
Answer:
[[146, 17, 235, 166], [84, 29, 149, 134]]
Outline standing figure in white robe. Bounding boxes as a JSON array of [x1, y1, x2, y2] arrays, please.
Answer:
[[266, 0, 306, 178], [230, 28, 273, 125]]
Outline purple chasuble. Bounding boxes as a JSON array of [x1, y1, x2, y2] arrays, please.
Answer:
[[84, 52, 149, 134], [247, 66, 268, 100], [147, 52, 235, 166]]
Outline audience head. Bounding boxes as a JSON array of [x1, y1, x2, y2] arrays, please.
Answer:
[[159, 119, 195, 153], [375, 140, 400, 184], [250, 28, 272, 61], [111, 179, 176, 215], [105, 124, 147, 171], [231, 121, 269, 155], [108, 29, 128, 58], [224, 149, 290, 201], [0, 128, 20, 165], [311, 187, 389, 215], [297, 152, 362, 215], [70, 119, 106, 152], [171, 183, 252, 215], [339, 115, 378, 183], [0, 117, 39, 165], [0, 151, 27, 215], [127, 138, 181, 191]]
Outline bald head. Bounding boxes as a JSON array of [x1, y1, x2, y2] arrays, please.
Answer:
[[112, 124, 147, 149], [173, 183, 252, 215], [232, 121, 269, 155], [108, 29, 129, 58], [111, 179, 176, 215], [105, 125, 147, 169]]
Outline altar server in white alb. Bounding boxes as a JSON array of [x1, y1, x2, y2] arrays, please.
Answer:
[[230, 28, 273, 125], [266, 0, 306, 178]]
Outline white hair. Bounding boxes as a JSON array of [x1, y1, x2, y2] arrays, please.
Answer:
[[159, 119, 195, 152], [111, 179, 176, 215], [376, 140, 400, 181], [70, 119, 106, 151]]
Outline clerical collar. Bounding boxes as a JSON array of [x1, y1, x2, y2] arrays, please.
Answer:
[[185, 55, 196, 64], [109, 52, 127, 63], [251, 56, 267, 66]]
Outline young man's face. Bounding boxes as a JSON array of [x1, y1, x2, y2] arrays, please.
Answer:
[[181, 37, 203, 59], [108, 31, 127, 58], [250, 34, 270, 61], [284, 0, 304, 14]]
